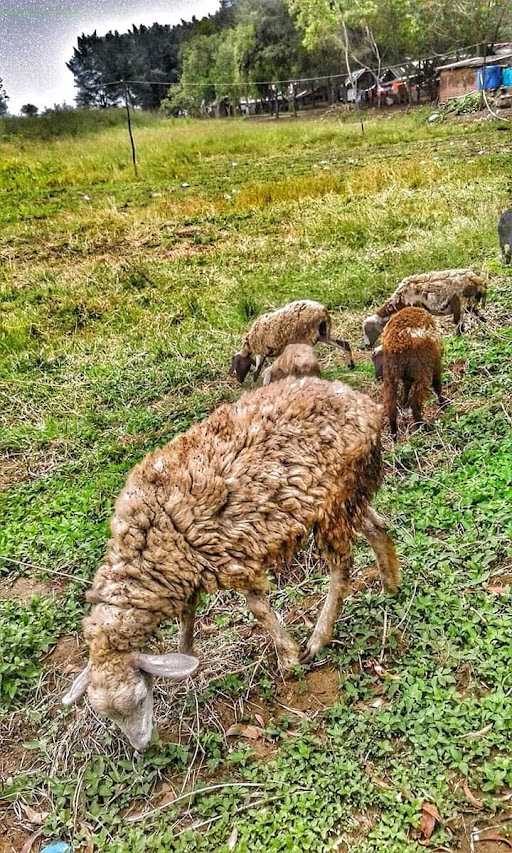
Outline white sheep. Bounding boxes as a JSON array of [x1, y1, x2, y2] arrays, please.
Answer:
[[63, 378, 399, 751], [363, 269, 487, 347], [230, 300, 354, 382]]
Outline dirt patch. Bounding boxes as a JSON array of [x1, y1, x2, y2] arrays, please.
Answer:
[[0, 452, 60, 491], [45, 634, 84, 673], [459, 828, 512, 853], [277, 666, 340, 714], [0, 822, 34, 853], [0, 576, 53, 602]]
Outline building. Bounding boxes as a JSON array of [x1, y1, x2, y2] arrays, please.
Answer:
[[438, 44, 512, 102]]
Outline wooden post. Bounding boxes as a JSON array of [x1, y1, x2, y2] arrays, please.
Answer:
[[123, 82, 138, 178]]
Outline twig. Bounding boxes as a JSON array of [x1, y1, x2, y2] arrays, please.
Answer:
[[396, 579, 419, 631], [180, 689, 202, 794], [379, 609, 388, 663], [174, 793, 286, 838], [127, 781, 266, 823], [0, 555, 88, 586]]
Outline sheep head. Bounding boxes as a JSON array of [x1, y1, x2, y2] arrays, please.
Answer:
[[229, 351, 254, 383], [362, 314, 387, 348], [62, 652, 199, 751]]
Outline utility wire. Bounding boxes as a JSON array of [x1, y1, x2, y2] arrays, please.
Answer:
[[100, 41, 495, 90]]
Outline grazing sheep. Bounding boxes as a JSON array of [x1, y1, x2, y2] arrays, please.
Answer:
[[498, 209, 512, 265], [262, 343, 320, 385], [230, 300, 354, 383], [363, 269, 487, 347], [63, 378, 399, 750], [373, 307, 446, 438]]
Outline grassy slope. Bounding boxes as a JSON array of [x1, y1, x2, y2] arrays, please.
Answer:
[[1, 110, 512, 851]]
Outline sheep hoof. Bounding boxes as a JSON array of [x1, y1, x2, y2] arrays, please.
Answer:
[[299, 636, 326, 664], [438, 396, 450, 409], [348, 360, 356, 370]]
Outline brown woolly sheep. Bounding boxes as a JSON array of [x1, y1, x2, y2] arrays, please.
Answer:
[[372, 307, 446, 438], [262, 344, 320, 385], [230, 300, 354, 383], [63, 378, 399, 751], [363, 269, 487, 347]]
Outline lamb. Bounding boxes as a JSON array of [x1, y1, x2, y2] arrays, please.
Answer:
[[498, 209, 512, 265], [372, 307, 446, 438], [230, 299, 354, 383], [63, 378, 399, 751], [262, 343, 320, 385], [363, 269, 487, 347]]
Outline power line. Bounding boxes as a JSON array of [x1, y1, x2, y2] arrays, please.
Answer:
[[100, 41, 493, 91]]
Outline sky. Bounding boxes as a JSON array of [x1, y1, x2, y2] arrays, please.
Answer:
[[0, 1, 220, 114]]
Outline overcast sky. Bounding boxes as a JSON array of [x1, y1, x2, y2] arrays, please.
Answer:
[[0, 1, 220, 114]]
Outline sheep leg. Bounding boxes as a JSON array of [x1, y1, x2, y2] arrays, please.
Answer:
[[252, 355, 266, 382], [469, 305, 487, 322], [178, 590, 198, 653], [401, 377, 412, 408], [432, 362, 448, 408], [360, 507, 400, 594], [245, 591, 299, 670], [321, 337, 355, 369], [450, 294, 465, 335], [301, 541, 351, 663], [409, 382, 426, 427], [383, 377, 399, 438]]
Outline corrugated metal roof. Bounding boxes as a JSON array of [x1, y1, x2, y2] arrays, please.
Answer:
[[438, 53, 512, 71]]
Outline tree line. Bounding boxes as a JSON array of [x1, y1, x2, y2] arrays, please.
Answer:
[[2, 0, 511, 117]]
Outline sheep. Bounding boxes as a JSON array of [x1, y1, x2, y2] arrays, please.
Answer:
[[363, 269, 487, 347], [261, 343, 320, 386], [372, 307, 446, 438], [498, 209, 512, 265], [63, 377, 399, 751], [230, 299, 354, 383]]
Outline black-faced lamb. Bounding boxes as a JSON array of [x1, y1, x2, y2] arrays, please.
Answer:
[[230, 300, 354, 383], [372, 307, 446, 438], [498, 209, 512, 265], [63, 378, 399, 750], [262, 343, 320, 385], [363, 269, 487, 347]]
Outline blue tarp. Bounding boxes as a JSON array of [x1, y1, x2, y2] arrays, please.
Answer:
[[477, 65, 502, 90], [502, 67, 512, 88]]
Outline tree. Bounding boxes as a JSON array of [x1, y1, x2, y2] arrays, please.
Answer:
[[415, 0, 512, 54], [66, 5, 235, 111], [287, 0, 512, 68], [0, 77, 8, 116], [21, 103, 38, 116]]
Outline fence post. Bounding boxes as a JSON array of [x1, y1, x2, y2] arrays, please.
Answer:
[[123, 82, 138, 178]]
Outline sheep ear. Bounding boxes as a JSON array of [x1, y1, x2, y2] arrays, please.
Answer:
[[372, 347, 384, 381], [134, 652, 199, 680], [62, 665, 90, 705]]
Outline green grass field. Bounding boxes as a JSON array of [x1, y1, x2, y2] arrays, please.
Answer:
[[1, 108, 512, 852]]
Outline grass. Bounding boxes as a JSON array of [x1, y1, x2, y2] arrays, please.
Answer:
[[1, 107, 512, 852]]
